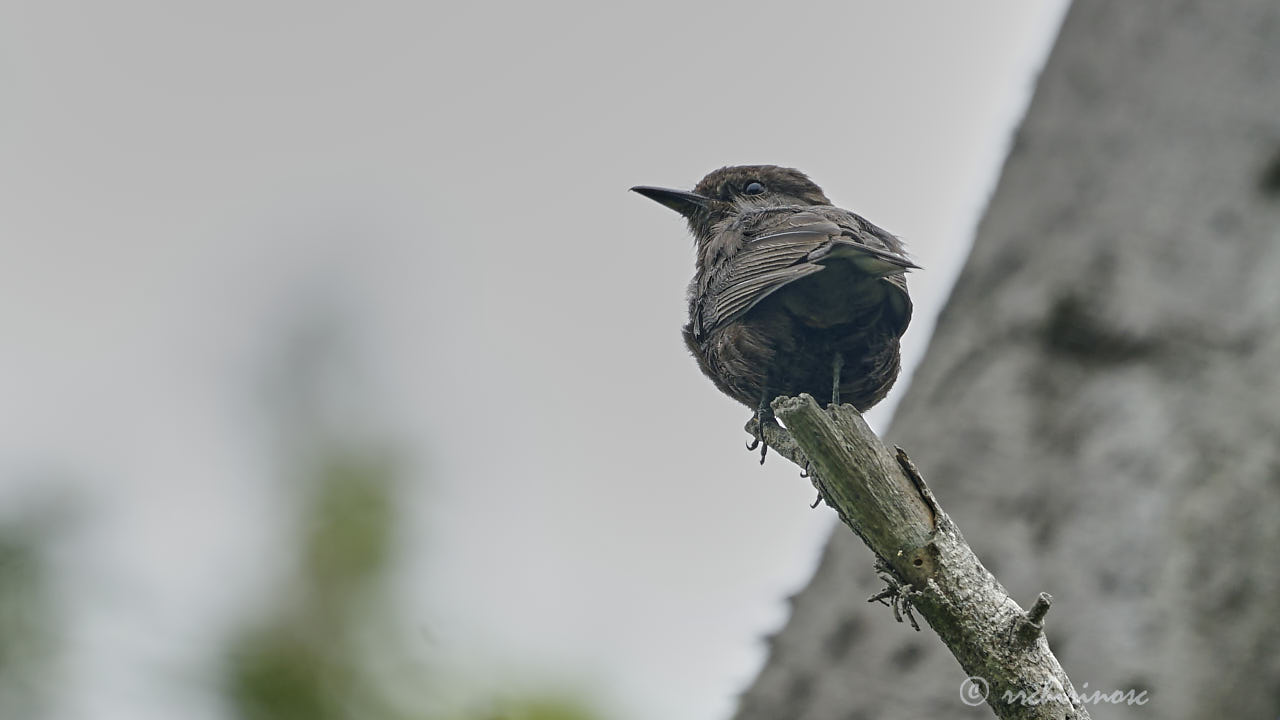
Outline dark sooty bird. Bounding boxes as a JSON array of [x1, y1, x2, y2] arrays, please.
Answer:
[[632, 165, 917, 461]]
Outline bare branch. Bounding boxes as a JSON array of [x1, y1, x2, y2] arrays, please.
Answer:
[[749, 394, 1089, 720]]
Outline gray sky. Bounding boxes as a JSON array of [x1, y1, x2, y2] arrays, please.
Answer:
[[0, 2, 1067, 718]]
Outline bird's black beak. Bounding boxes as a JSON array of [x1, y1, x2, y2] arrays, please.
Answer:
[[630, 186, 711, 218]]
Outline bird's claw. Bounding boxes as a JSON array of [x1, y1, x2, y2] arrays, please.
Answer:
[[867, 560, 921, 631], [747, 407, 770, 463]]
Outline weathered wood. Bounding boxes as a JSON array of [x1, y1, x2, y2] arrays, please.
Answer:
[[754, 395, 1089, 720]]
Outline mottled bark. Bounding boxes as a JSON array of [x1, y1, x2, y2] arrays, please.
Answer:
[[735, 1, 1280, 718]]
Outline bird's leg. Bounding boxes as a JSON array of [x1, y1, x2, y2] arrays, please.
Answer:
[[831, 352, 844, 407], [745, 386, 773, 464]]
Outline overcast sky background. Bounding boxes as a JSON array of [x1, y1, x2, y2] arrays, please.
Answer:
[[1, 2, 1069, 718]]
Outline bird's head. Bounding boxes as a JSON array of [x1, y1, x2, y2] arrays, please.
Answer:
[[632, 165, 831, 238]]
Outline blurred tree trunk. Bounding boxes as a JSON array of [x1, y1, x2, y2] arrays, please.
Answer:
[[733, 1, 1280, 718]]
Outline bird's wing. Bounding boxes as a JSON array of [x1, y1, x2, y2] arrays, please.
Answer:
[[805, 236, 919, 274], [697, 212, 915, 336], [810, 207, 916, 334]]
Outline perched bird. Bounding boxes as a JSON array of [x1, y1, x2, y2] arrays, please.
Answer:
[[632, 165, 916, 460]]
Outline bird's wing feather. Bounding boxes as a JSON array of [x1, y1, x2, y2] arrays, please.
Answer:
[[697, 213, 917, 337], [697, 225, 828, 335], [808, 237, 919, 274], [705, 263, 825, 332]]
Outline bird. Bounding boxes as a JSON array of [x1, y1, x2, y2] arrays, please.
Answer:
[[632, 165, 916, 461]]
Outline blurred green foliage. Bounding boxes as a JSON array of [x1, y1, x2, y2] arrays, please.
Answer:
[[223, 450, 412, 720], [0, 522, 57, 719], [222, 448, 602, 720], [223, 319, 602, 720], [470, 697, 603, 720], [304, 455, 395, 598]]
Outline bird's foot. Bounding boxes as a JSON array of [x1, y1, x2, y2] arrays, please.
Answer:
[[800, 462, 824, 507], [745, 428, 768, 464], [745, 428, 769, 464], [867, 558, 921, 631], [746, 404, 775, 464]]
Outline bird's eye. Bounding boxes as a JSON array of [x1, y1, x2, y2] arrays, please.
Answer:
[[743, 181, 765, 196]]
